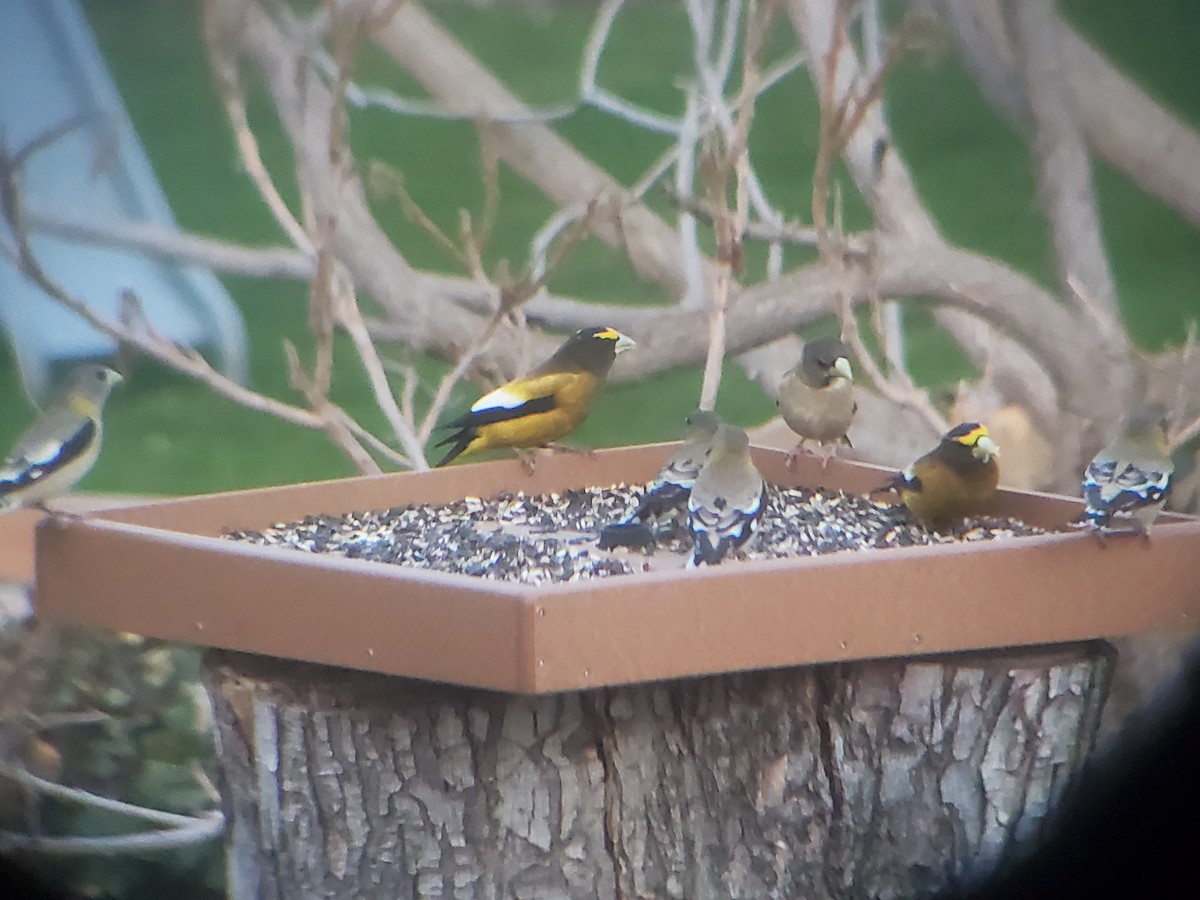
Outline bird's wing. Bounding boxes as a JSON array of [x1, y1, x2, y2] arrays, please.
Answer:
[[0, 409, 97, 496], [877, 462, 921, 495], [629, 481, 690, 523], [1083, 457, 1172, 514], [437, 373, 577, 438], [630, 445, 708, 520]]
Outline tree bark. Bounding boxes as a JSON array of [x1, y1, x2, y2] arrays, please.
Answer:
[[205, 642, 1114, 900]]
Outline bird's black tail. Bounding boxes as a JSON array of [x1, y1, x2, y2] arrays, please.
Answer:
[[870, 472, 907, 495], [597, 521, 655, 551], [434, 425, 476, 468]]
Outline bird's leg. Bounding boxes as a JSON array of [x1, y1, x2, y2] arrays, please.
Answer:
[[818, 442, 838, 469], [1134, 520, 1154, 545], [515, 448, 538, 475], [785, 439, 807, 471]]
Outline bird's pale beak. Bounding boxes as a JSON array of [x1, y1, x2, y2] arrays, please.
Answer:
[[975, 435, 1000, 460], [614, 332, 636, 354], [833, 356, 853, 381]]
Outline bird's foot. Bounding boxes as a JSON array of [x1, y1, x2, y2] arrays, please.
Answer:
[[1088, 519, 1152, 547], [29, 502, 86, 524], [545, 443, 596, 459]]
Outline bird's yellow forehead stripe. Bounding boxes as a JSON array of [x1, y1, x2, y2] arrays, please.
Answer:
[[954, 425, 989, 446], [595, 327, 620, 341]]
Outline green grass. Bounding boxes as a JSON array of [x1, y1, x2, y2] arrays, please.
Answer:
[[3, 0, 1196, 496]]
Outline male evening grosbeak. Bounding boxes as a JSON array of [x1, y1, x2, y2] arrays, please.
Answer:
[[0, 363, 123, 512], [1080, 404, 1173, 539], [776, 337, 856, 468], [879, 422, 1000, 526], [435, 326, 635, 468], [687, 423, 767, 567], [598, 409, 721, 550]]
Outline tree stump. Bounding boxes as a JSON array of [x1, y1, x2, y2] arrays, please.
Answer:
[[204, 642, 1113, 900]]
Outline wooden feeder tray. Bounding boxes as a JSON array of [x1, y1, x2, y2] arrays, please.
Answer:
[[33, 444, 1200, 693]]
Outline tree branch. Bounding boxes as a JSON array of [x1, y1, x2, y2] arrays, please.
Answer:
[[1006, 0, 1119, 317], [0, 763, 224, 856], [928, 0, 1200, 231], [368, 0, 704, 297]]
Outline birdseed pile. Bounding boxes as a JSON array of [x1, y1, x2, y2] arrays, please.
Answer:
[[224, 482, 1047, 585]]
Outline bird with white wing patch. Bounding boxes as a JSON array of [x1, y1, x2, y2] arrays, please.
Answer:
[[435, 326, 635, 471], [1079, 404, 1174, 541], [0, 363, 123, 513], [686, 423, 768, 567]]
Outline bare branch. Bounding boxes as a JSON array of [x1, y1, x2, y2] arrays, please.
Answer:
[[0, 813, 224, 856], [202, 14, 314, 254], [676, 92, 706, 311], [25, 211, 314, 279], [216, 0, 515, 365], [332, 272, 429, 468], [928, 0, 1200, 231], [282, 340, 382, 473], [370, 1, 703, 296], [0, 762, 225, 855], [1007, 1, 1119, 316], [663, 187, 871, 253], [580, 0, 682, 135], [0, 236, 321, 433]]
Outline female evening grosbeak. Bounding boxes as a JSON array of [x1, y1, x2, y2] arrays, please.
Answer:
[[687, 423, 767, 567], [0, 363, 123, 512], [776, 337, 856, 468], [435, 326, 635, 467], [598, 409, 722, 550], [879, 422, 1000, 526], [1080, 404, 1173, 539]]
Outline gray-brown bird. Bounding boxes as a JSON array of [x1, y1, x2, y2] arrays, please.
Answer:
[[687, 424, 768, 567], [0, 364, 124, 512], [599, 409, 722, 550], [1080, 404, 1173, 540], [776, 337, 855, 468]]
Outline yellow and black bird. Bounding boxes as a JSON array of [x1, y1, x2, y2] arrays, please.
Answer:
[[878, 422, 1000, 526], [1079, 404, 1173, 539], [598, 409, 721, 550], [687, 423, 768, 567], [776, 337, 856, 468], [435, 326, 635, 468], [0, 363, 123, 512]]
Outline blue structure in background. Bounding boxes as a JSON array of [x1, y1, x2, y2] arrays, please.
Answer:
[[0, 0, 248, 400]]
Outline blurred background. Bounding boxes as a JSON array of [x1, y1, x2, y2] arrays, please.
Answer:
[[2, 0, 1198, 496], [1, 0, 1198, 896]]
